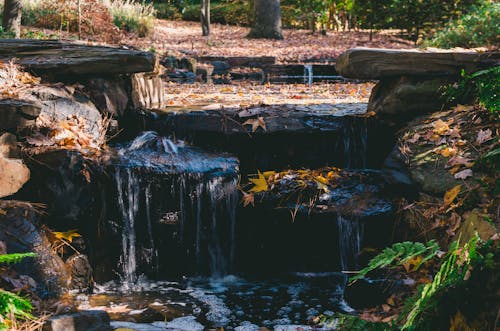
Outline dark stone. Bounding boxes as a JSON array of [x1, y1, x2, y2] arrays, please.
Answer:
[[0, 132, 21, 158], [43, 310, 112, 331], [197, 56, 276, 68], [0, 204, 70, 297], [336, 48, 500, 79], [196, 65, 214, 83], [0, 99, 41, 133], [86, 77, 130, 117], [368, 76, 451, 126], [382, 146, 416, 196], [65, 254, 93, 292], [211, 61, 231, 75]]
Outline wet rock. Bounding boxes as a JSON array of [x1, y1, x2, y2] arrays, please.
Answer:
[[43, 310, 112, 331], [0, 39, 155, 79], [211, 61, 231, 75], [0, 99, 41, 133], [163, 316, 204, 330], [382, 146, 415, 194], [110, 321, 164, 331], [0, 205, 70, 297], [66, 254, 93, 292], [336, 48, 499, 79]]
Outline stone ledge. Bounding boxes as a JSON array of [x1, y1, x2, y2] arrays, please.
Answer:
[[336, 48, 499, 79]]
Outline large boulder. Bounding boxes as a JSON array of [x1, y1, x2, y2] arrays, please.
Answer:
[[336, 48, 500, 79]]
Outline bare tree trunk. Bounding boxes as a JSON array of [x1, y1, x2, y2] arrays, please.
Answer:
[[201, 0, 210, 37], [248, 0, 283, 40], [2, 0, 22, 38]]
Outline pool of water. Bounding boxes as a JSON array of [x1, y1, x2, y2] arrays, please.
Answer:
[[76, 272, 353, 329]]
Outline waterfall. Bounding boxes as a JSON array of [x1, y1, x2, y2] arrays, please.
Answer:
[[304, 64, 313, 87], [341, 117, 367, 169], [337, 215, 364, 272], [115, 168, 140, 284], [111, 132, 240, 282]]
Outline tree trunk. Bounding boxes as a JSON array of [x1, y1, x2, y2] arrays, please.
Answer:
[[248, 0, 283, 40], [201, 0, 210, 37], [2, 0, 22, 38]]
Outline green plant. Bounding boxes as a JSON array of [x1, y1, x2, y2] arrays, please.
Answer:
[[425, 2, 500, 48], [443, 67, 500, 114], [0, 253, 36, 330], [318, 312, 397, 331], [349, 240, 440, 283], [103, 0, 156, 37]]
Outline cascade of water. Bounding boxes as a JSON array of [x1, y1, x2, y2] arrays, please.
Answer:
[[115, 168, 139, 284], [342, 117, 368, 169], [337, 215, 364, 272], [304, 64, 313, 87]]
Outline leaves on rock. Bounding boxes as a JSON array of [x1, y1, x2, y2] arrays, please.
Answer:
[[52, 229, 82, 243], [248, 171, 268, 193], [242, 117, 266, 133]]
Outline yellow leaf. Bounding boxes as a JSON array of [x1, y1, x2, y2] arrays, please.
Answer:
[[440, 147, 457, 158], [249, 171, 268, 193], [0, 209, 6, 216], [262, 171, 276, 179], [315, 175, 329, 185], [53, 229, 81, 243], [444, 185, 461, 207], [220, 87, 233, 93], [432, 119, 450, 135]]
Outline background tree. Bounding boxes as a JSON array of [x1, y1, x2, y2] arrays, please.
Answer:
[[201, 0, 210, 36], [2, 0, 22, 38], [248, 0, 283, 39]]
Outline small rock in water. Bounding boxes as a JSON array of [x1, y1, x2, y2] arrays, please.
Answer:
[[235, 321, 260, 331], [163, 316, 204, 331]]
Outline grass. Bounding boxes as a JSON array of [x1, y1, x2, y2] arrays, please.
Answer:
[[102, 0, 156, 37]]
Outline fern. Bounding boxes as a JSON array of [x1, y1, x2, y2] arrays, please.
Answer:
[[0, 253, 36, 330], [0, 253, 36, 265], [318, 313, 397, 331], [401, 236, 479, 329], [349, 240, 440, 283]]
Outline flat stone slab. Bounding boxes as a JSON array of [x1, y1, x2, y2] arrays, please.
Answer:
[[0, 39, 155, 77], [150, 102, 367, 135], [336, 48, 500, 79]]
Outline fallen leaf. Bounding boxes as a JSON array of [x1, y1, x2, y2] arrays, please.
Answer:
[[52, 229, 81, 243], [440, 147, 457, 158], [243, 117, 267, 132], [432, 119, 450, 135], [443, 185, 461, 207], [454, 169, 473, 180], [476, 129, 492, 145], [242, 192, 255, 207], [249, 171, 268, 193]]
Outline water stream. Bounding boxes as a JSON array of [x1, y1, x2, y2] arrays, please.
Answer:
[[83, 122, 378, 328]]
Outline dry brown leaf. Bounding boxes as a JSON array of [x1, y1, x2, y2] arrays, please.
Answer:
[[476, 129, 492, 145], [454, 169, 473, 180], [243, 117, 267, 132], [242, 192, 255, 207]]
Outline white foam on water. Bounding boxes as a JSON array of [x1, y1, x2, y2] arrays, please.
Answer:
[[162, 316, 204, 331]]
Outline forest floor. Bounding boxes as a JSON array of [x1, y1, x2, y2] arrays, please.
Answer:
[[25, 19, 414, 62]]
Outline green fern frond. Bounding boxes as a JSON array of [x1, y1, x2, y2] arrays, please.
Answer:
[[0, 289, 33, 320], [0, 253, 36, 265], [349, 240, 440, 283]]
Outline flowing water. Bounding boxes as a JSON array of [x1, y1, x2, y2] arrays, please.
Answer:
[[85, 124, 377, 328]]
